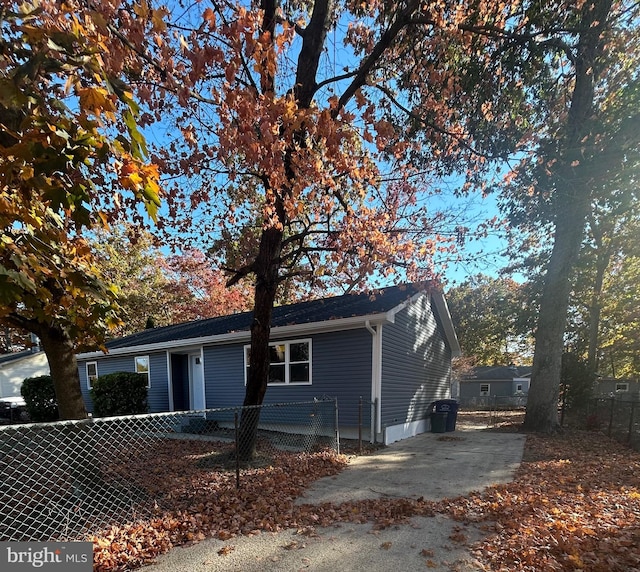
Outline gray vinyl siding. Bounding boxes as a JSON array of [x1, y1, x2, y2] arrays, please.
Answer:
[[459, 380, 513, 398], [203, 329, 372, 425], [203, 344, 246, 407], [380, 295, 451, 429], [78, 352, 169, 414], [597, 379, 640, 396], [303, 329, 371, 426]]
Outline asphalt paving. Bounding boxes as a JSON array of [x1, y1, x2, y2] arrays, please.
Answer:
[[146, 424, 526, 572]]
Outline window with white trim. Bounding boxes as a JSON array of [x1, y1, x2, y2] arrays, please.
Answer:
[[616, 382, 629, 392], [244, 339, 311, 385], [480, 383, 490, 396], [135, 356, 151, 388], [86, 361, 98, 389]]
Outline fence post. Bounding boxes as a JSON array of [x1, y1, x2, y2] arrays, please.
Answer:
[[358, 396, 362, 454], [334, 397, 340, 455], [628, 400, 636, 444], [608, 397, 615, 437], [234, 410, 240, 489]]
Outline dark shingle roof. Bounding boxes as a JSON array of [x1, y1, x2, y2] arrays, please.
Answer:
[[106, 282, 428, 350], [463, 365, 532, 381], [0, 349, 39, 365]]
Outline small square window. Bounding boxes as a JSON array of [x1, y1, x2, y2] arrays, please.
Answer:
[[616, 383, 629, 392], [480, 383, 490, 396]]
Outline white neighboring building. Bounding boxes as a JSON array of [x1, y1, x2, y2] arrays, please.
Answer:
[[0, 350, 50, 398]]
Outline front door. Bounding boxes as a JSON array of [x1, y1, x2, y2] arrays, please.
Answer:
[[189, 354, 206, 410]]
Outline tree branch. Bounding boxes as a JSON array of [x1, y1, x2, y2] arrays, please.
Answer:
[[335, 0, 424, 116]]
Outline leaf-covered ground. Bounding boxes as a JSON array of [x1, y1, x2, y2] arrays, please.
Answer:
[[91, 427, 640, 571], [443, 429, 640, 571]]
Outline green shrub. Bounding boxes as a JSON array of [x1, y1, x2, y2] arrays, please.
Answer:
[[90, 371, 148, 417], [21, 375, 59, 422]]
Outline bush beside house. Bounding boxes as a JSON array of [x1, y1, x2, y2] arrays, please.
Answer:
[[90, 372, 148, 417], [21, 375, 59, 422]]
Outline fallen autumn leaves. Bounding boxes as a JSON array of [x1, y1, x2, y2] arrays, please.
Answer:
[[443, 430, 640, 571], [91, 428, 640, 571]]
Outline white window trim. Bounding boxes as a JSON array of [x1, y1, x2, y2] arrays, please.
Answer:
[[616, 382, 629, 392], [86, 361, 98, 390], [135, 355, 151, 388], [244, 338, 312, 386], [480, 383, 490, 396]]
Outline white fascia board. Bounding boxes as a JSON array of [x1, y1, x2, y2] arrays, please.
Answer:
[[76, 312, 392, 360], [384, 290, 426, 322], [431, 290, 462, 357]]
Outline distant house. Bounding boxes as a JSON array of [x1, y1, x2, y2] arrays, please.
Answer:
[[459, 365, 531, 407], [0, 350, 50, 398], [596, 377, 640, 398], [76, 283, 461, 444]]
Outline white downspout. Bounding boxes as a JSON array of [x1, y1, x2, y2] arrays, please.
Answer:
[[365, 320, 383, 443], [166, 351, 174, 412]]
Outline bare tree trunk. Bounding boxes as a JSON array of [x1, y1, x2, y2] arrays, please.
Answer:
[[38, 325, 88, 420]]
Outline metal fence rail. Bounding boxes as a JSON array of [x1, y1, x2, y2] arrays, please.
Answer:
[[0, 398, 338, 542]]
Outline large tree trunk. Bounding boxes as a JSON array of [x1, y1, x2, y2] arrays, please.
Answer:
[[38, 325, 88, 420], [238, 226, 283, 461], [235, 0, 420, 459], [237, 0, 333, 462], [587, 250, 608, 374], [524, 200, 590, 432], [586, 218, 612, 374], [524, 0, 613, 432]]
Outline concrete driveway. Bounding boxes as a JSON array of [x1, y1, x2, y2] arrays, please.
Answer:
[[297, 426, 526, 504], [147, 425, 526, 572]]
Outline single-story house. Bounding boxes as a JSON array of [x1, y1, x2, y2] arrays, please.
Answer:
[[76, 282, 461, 444], [596, 377, 640, 397], [458, 365, 531, 407], [0, 349, 50, 399]]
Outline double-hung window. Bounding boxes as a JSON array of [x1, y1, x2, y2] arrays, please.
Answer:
[[86, 362, 98, 389], [245, 339, 311, 385], [135, 356, 151, 388]]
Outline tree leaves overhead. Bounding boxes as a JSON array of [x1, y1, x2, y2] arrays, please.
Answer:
[[0, 2, 163, 343], [89, 227, 253, 338], [447, 275, 534, 366], [0, 1, 164, 418]]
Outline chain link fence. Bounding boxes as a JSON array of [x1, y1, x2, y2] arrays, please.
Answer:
[[457, 395, 527, 426], [580, 396, 640, 449], [0, 398, 338, 543]]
